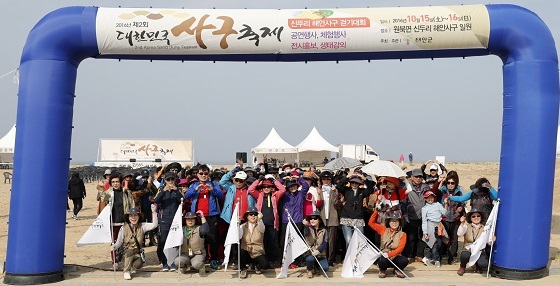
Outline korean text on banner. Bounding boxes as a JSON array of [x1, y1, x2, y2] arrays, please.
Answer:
[[277, 222, 308, 279], [76, 205, 112, 246], [341, 229, 381, 278], [163, 204, 183, 264]]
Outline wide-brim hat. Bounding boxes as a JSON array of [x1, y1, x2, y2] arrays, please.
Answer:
[[349, 176, 363, 185], [285, 180, 298, 189], [257, 179, 275, 189], [165, 162, 183, 173], [282, 164, 293, 171], [302, 171, 315, 180], [243, 206, 259, 220], [124, 208, 144, 223], [164, 172, 176, 180], [384, 176, 400, 187], [319, 171, 333, 179], [305, 210, 324, 225], [384, 211, 405, 228], [466, 209, 486, 224], [178, 178, 189, 186]]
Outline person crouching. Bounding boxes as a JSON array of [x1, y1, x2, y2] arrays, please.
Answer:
[[239, 207, 268, 279], [175, 210, 209, 275], [110, 206, 158, 280], [303, 211, 329, 278], [368, 209, 408, 278]]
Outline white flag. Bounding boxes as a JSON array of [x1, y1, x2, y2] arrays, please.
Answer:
[[467, 201, 500, 267], [77, 204, 112, 246], [163, 204, 183, 265], [222, 203, 240, 271], [341, 229, 381, 278], [276, 222, 308, 279]]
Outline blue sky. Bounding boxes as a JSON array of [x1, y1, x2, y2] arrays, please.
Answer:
[[0, 0, 558, 164]]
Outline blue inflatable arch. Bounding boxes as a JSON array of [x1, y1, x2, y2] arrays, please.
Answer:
[[5, 4, 559, 284]]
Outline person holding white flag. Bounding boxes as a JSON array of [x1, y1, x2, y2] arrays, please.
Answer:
[[367, 210, 408, 278], [109, 206, 158, 280], [174, 211, 209, 276], [303, 211, 329, 278], [76, 204, 113, 247], [456, 207, 497, 276], [277, 219, 308, 279], [340, 226, 381, 278]]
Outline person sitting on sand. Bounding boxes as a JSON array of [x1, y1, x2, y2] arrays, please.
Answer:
[[456, 208, 496, 276], [109, 206, 158, 280], [239, 207, 268, 279]]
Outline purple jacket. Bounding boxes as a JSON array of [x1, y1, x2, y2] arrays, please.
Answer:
[[280, 177, 309, 223]]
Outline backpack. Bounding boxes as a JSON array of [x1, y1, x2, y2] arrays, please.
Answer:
[[470, 188, 493, 215]]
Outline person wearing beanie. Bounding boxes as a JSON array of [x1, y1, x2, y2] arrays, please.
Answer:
[[421, 191, 450, 268]]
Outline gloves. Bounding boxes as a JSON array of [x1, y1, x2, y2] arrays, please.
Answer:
[[151, 204, 157, 213], [382, 252, 389, 258], [264, 174, 275, 180], [109, 244, 118, 251], [311, 249, 320, 256], [257, 212, 263, 221], [196, 210, 204, 217]]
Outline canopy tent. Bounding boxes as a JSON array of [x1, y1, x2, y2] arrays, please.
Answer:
[[0, 125, 16, 163], [296, 127, 339, 166], [251, 127, 298, 166]]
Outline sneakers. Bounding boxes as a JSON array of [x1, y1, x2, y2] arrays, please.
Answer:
[[232, 263, 238, 270], [255, 267, 262, 275], [240, 269, 247, 279], [71, 215, 78, 220], [289, 263, 298, 269], [161, 265, 170, 272], [180, 267, 187, 274], [210, 260, 220, 270], [394, 269, 405, 278], [130, 267, 136, 274], [457, 267, 466, 276], [113, 263, 119, 271], [307, 270, 313, 278], [434, 261, 441, 268], [199, 267, 206, 276], [169, 263, 177, 271], [422, 257, 433, 266], [123, 271, 131, 280], [378, 270, 386, 278], [448, 257, 455, 265], [475, 265, 483, 274]]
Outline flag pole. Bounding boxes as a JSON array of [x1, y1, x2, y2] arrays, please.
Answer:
[[285, 209, 330, 280], [178, 199, 183, 279], [486, 199, 500, 278], [108, 203, 116, 280], [353, 226, 410, 280], [237, 198, 241, 280]]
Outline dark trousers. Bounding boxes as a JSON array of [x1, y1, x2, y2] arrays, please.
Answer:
[[157, 223, 171, 266], [378, 255, 409, 271], [442, 220, 461, 260], [111, 225, 122, 262], [460, 250, 489, 269], [205, 215, 219, 261], [240, 249, 268, 271], [404, 219, 425, 258], [263, 225, 278, 263], [325, 225, 338, 263], [142, 210, 156, 245], [426, 236, 444, 262], [72, 197, 83, 216]]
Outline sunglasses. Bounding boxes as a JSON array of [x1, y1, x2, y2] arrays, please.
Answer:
[[471, 215, 481, 218], [447, 181, 456, 185], [247, 213, 258, 217], [165, 178, 175, 181], [309, 217, 319, 221], [414, 175, 423, 178], [198, 172, 209, 176], [110, 180, 120, 183], [235, 179, 246, 183]]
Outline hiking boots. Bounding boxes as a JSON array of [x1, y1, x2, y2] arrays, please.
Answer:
[[457, 267, 466, 276], [240, 269, 247, 279], [199, 266, 206, 276], [378, 270, 387, 278], [307, 270, 313, 278], [394, 269, 405, 278]]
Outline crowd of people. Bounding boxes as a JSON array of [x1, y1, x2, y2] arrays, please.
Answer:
[[83, 158, 498, 280]]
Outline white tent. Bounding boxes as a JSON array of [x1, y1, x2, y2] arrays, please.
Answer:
[[296, 127, 338, 166], [0, 125, 16, 164], [251, 127, 298, 166]]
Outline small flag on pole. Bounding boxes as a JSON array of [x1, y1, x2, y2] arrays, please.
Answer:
[[76, 204, 112, 247], [222, 202, 240, 271], [341, 229, 381, 278], [163, 204, 183, 265], [276, 222, 308, 279]]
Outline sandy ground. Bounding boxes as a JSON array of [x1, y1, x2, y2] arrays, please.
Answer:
[[0, 161, 559, 285]]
